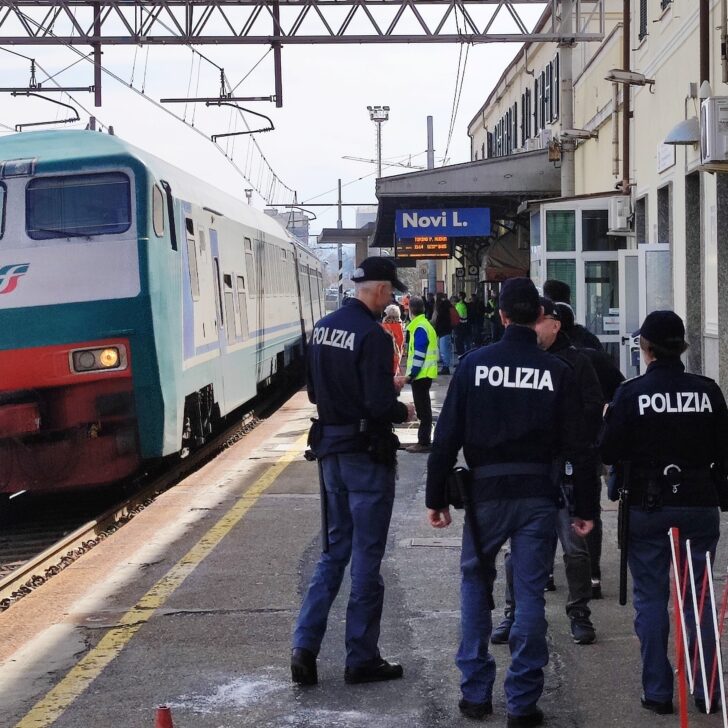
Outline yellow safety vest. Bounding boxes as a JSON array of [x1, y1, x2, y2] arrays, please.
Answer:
[[406, 314, 439, 380]]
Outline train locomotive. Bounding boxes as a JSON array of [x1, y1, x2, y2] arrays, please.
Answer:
[[0, 130, 325, 496]]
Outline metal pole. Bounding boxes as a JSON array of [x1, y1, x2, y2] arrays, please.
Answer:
[[376, 122, 382, 178], [427, 115, 437, 296], [621, 0, 630, 193], [559, 0, 574, 197], [93, 2, 101, 107], [273, 1, 283, 108], [337, 178, 343, 308]]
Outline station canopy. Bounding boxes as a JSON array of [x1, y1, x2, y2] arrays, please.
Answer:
[[370, 149, 560, 251]]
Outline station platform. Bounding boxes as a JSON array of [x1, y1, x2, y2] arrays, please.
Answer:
[[1, 379, 726, 727]]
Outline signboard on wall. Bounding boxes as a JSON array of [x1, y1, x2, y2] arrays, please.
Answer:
[[395, 236, 452, 259], [395, 208, 491, 238]]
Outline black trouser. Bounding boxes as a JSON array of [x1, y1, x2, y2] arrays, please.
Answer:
[[411, 377, 433, 445]]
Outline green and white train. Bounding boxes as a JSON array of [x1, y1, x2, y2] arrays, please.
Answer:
[[0, 130, 324, 494]]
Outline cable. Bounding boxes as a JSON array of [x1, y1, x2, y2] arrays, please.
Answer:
[[40, 53, 92, 85], [0, 47, 33, 62], [229, 49, 272, 94]]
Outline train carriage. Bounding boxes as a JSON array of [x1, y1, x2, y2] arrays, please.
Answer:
[[0, 130, 324, 494]]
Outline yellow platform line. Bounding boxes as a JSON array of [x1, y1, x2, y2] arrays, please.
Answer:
[[15, 433, 309, 728]]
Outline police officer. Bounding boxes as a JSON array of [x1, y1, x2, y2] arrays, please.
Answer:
[[426, 277, 594, 726], [404, 295, 439, 453], [291, 257, 415, 686], [492, 298, 602, 647], [599, 310, 728, 715]]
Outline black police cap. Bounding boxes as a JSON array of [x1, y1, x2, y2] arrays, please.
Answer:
[[498, 277, 540, 321], [635, 310, 686, 348], [351, 256, 407, 293], [539, 296, 561, 321]]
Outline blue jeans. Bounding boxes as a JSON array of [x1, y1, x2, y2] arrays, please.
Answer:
[[458, 497, 557, 715], [438, 334, 453, 371], [503, 506, 591, 616], [292, 453, 395, 668], [628, 506, 720, 703]]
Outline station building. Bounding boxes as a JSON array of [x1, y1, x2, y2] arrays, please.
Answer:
[[372, 0, 728, 390]]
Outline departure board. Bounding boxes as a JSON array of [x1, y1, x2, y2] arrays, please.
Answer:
[[395, 236, 452, 259]]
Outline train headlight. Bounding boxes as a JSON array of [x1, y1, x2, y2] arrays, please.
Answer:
[[71, 345, 127, 374], [99, 348, 119, 368]]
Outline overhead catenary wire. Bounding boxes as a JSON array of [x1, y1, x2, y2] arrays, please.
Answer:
[[2, 8, 295, 207]]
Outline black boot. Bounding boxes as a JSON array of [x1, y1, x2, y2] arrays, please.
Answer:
[[344, 658, 403, 684], [291, 647, 318, 685]]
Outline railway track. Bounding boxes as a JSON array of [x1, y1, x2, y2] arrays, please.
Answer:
[[0, 384, 296, 611]]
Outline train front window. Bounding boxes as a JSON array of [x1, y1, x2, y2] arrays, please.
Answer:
[[26, 172, 132, 240]]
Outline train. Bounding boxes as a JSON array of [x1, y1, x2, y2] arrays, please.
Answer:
[[0, 129, 325, 496]]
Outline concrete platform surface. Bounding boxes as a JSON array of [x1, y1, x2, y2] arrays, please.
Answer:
[[1, 380, 726, 727]]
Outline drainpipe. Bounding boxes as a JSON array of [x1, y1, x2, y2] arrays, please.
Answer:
[[621, 0, 630, 194], [612, 82, 620, 177], [560, 0, 575, 197], [722, 0, 727, 83], [700, 0, 709, 86]]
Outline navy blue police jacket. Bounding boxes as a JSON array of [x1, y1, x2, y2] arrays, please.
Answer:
[[426, 325, 594, 519], [599, 359, 728, 507], [307, 297, 409, 458]]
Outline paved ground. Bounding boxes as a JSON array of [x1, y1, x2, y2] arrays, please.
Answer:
[[1, 380, 727, 727]]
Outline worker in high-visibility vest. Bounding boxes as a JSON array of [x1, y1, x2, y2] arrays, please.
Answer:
[[403, 295, 439, 453]]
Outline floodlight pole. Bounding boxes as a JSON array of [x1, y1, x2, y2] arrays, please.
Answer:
[[337, 178, 344, 307]]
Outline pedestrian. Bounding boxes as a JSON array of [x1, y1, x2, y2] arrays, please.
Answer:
[[381, 303, 405, 374], [432, 292, 454, 375], [491, 298, 602, 647], [543, 280, 603, 351], [599, 310, 728, 715], [454, 291, 470, 355], [426, 277, 594, 726], [484, 287, 502, 344], [403, 296, 439, 454], [291, 256, 415, 686], [425, 291, 436, 320], [555, 300, 625, 597]]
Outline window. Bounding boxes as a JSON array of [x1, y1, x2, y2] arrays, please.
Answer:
[[639, 0, 647, 39], [582, 210, 624, 251], [512, 102, 518, 152], [186, 232, 200, 301], [544, 66, 551, 123], [552, 55, 560, 120], [152, 184, 165, 237], [244, 236, 252, 251], [0, 183, 5, 238], [236, 275, 249, 338], [213, 257, 223, 327], [585, 261, 619, 335], [635, 196, 648, 245], [657, 184, 672, 245], [545, 210, 576, 251], [27, 172, 131, 240], [660, 0, 671, 9], [534, 77, 542, 131], [546, 259, 577, 310]]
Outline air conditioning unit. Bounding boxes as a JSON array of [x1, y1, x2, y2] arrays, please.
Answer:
[[701, 97, 728, 169], [539, 128, 553, 146], [608, 195, 631, 232], [525, 137, 541, 151]]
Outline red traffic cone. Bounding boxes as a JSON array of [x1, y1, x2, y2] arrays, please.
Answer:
[[155, 705, 174, 728]]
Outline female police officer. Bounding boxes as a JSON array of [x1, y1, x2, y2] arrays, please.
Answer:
[[599, 310, 728, 715]]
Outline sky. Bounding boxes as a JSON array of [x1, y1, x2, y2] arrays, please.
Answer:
[[0, 4, 545, 238]]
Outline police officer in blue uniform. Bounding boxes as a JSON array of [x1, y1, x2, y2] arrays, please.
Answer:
[[599, 310, 728, 715], [426, 278, 594, 726], [291, 256, 415, 686]]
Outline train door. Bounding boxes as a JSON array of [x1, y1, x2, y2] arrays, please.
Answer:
[[185, 217, 217, 346]]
